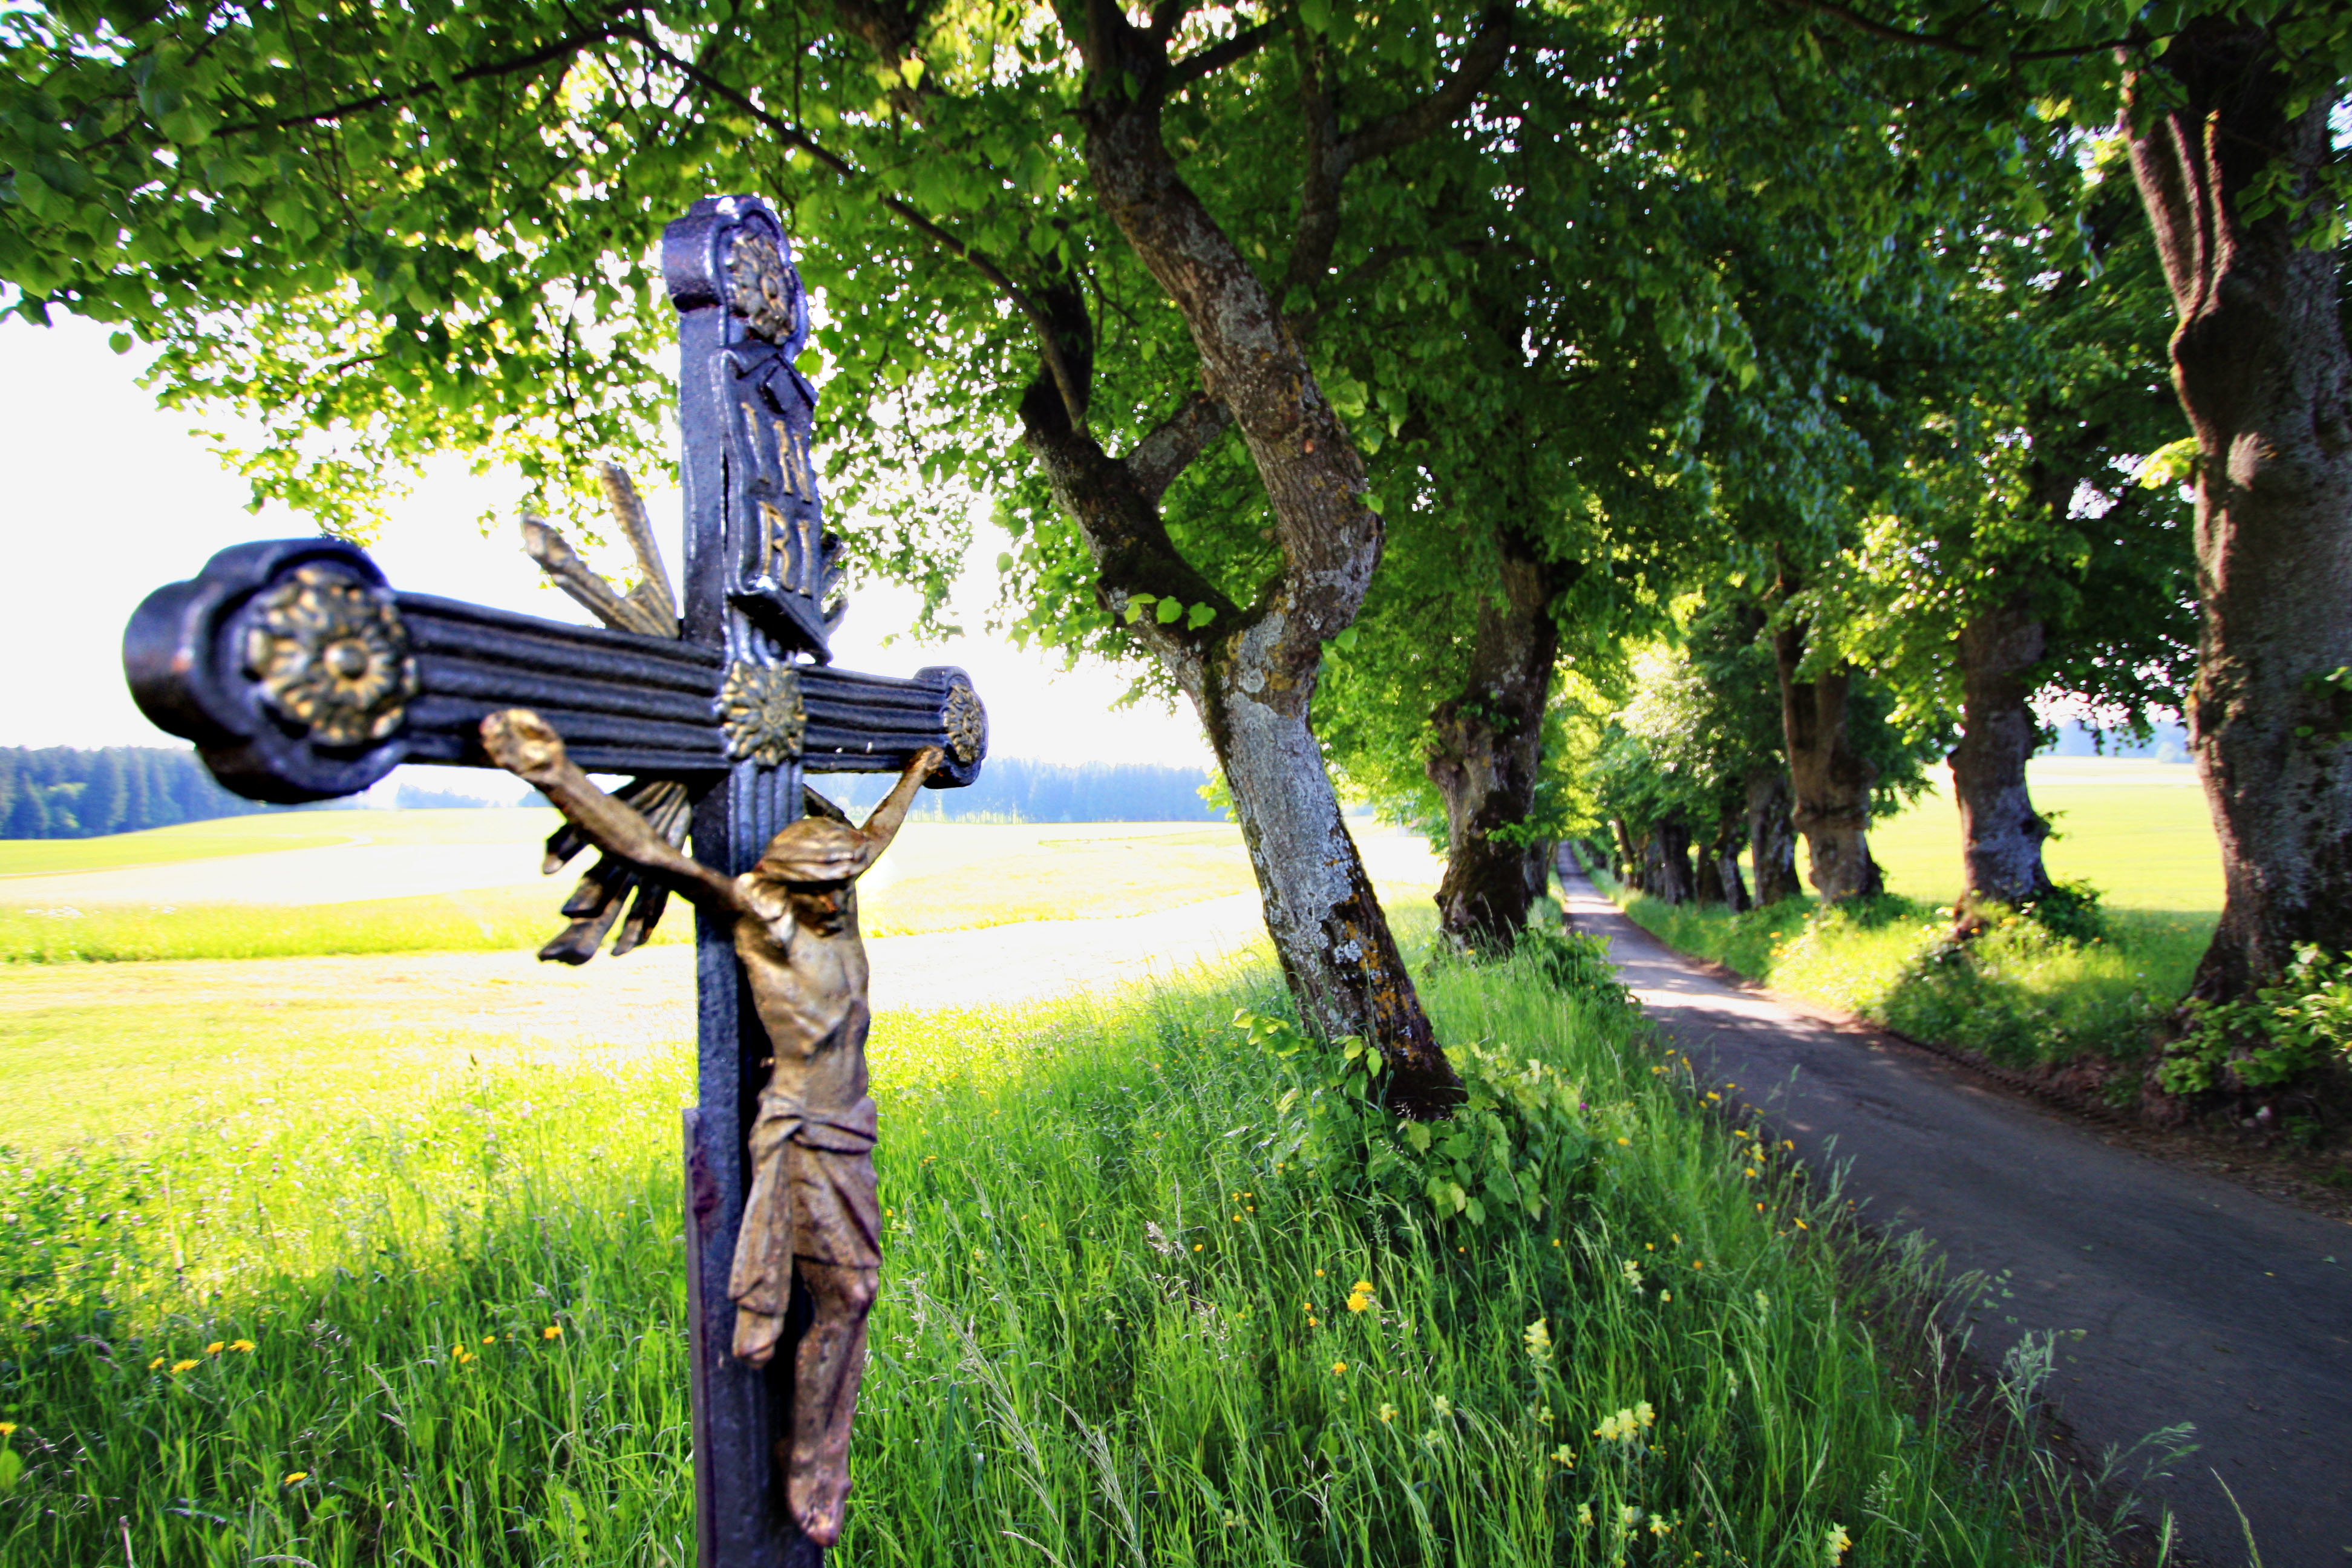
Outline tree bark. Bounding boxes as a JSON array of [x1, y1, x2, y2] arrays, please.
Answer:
[[1647, 814, 1697, 904], [1745, 766, 1800, 905], [996, 8, 1519, 1113], [2124, 27, 2352, 999], [1773, 619, 1883, 902], [1949, 593, 2053, 921], [1699, 814, 1748, 911], [1610, 817, 1638, 880], [1425, 522, 1562, 953]]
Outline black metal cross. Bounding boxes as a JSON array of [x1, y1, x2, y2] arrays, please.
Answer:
[[120, 195, 984, 1567]]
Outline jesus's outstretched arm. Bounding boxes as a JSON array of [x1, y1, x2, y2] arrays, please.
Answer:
[[479, 709, 746, 912], [857, 746, 946, 861]]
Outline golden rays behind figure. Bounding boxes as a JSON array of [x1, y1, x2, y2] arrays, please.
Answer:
[[517, 463, 850, 964]]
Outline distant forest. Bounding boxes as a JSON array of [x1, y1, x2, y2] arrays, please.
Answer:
[[822, 757, 1221, 824], [1, 746, 1221, 837], [0, 746, 310, 838]]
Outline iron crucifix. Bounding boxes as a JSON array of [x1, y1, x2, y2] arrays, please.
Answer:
[[120, 196, 982, 1566]]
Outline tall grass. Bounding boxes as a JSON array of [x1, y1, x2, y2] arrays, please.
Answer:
[[1597, 869, 2209, 1072], [1, 955, 2149, 1565]]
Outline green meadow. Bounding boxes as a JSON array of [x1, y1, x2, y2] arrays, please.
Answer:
[[0, 815, 1267, 962], [0, 935, 2151, 1566], [1606, 760, 2219, 1072], [1866, 759, 2219, 917]]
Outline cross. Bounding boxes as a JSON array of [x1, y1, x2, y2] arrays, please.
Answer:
[[119, 195, 984, 1567]]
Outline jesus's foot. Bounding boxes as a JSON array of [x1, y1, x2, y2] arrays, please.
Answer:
[[791, 1467, 850, 1548]]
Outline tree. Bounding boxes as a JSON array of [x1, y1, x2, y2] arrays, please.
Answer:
[[1760, 1, 2352, 996], [1826, 165, 2197, 926], [0, 0, 1574, 1108]]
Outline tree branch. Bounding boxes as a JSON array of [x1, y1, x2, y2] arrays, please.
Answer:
[[1281, 28, 1345, 299], [1168, 19, 1282, 90], [212, 22, 626, 139], [1339, 4, 1515, 169], [1126, 391, 1233, 503], [1763, 0, 2135, 63], [639, 34, 1093, 428]]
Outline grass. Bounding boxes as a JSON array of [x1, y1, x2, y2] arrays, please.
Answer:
[[0, 936, 2154, 1566], [0, 809, 544, 878], [0, 820, 1275, 963], [1596, 761, 2222, 1074], [1604, 880, 2206, 1071], [1866, 759, 2220, 917]]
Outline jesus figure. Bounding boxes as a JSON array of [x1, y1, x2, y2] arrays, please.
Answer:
[[479, 707, 939, 1547]]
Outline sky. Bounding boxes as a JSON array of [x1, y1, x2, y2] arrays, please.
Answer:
[[0, 313, 1214, 798]]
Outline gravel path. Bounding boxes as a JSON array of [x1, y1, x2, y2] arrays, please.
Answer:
[[1561, 860, 2352, 1567]]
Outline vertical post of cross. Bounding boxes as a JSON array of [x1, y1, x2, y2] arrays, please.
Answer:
[[664, 195, 839, 1568]]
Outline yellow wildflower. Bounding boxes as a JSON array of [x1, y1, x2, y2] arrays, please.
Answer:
[[1577, 1501, 1594, 1528], [1552, 1444, 1576, 1466], [543, 1325, 563, 1340], [455, 1350, 475, 1365], [1621, 1504, 1642, 1527], [169, 1360, 198, 1374], [229, 1340, 255, 1353], [148, 1357, 165, 1371], [284, 1472, 308, 1485], [1825, 1522, 1852, 1564], [0, 1423, 16, 1437], [1523, 1318, 1552, 1359], [1345, 1280, 1374, 1313], [1432, 1395, 1452, 1419], [1648, 1514, 1672, 1537], [1377, 1403, 1398, 1424], [204, 1342, 224, 1355], [1329, 1361, 1347, 1376]]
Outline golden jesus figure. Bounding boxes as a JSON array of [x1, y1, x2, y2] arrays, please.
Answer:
[[479, 707, 939, 1548]]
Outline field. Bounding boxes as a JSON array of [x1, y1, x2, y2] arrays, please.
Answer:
[[1609, 759, 2220, 1070], [1866, 759, 2220, 916], [0, 806, 2159, 1564], [0, 936, 2140, 1566], [0, 813, 1315, 962]]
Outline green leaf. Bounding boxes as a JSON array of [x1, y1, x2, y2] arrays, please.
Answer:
[[1402, 1120, 1432, 1153], [1185, 602, 1217, 630], [1155, 596, 1184, 624]]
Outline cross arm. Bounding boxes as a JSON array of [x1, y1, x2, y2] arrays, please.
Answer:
[[123, 537, 989, 804]]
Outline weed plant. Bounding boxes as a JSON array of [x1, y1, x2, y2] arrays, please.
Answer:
[[1598, 870, 2208, 1071], [2, 956, 2138, 1565]]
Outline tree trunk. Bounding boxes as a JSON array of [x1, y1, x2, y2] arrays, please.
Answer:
[[1745, 766, 1800, 905], [993, 10, 1527, 1113], [1700, 814, 1749, 912], [1648, 814, 1697, 904], [1425, 523, 1561, 954], [1694, 846, 1727, 907], [2125, 27, 2352, 999], [1610, 817, 1638, 881], [1949, 594, 2053, 922], [1773, 619, 1883, 901]]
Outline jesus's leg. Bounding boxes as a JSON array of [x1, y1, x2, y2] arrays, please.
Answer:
[[786, 1259, 877, 1547]]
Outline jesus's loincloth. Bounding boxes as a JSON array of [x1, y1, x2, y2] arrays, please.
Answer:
[[729, 1088, 881, 1335]]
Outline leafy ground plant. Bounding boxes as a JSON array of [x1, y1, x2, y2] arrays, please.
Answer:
[[1, 951, 2149, 1565]]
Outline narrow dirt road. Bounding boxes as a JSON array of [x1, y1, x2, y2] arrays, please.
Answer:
[[1561, 862, 2352, 1567]]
